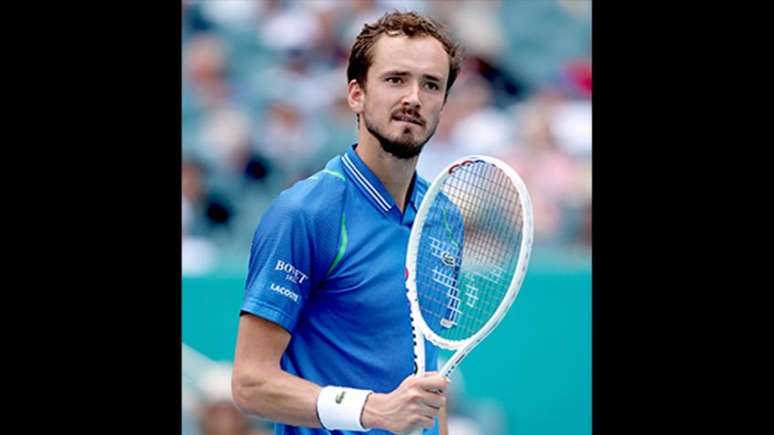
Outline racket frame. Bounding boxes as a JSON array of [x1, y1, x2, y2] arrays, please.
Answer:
[[406, 155, 534, 377]]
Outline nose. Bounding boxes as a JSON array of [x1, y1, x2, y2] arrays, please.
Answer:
[[401, 81, 421, 110]]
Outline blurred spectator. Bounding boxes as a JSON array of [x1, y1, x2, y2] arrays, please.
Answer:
[[561, 57, 592, 99], [417, 69, 502, 178], [183, 158, 237, 275], [242, 152, 272, 186], [182, 0, 214, 36], [198, 104, 254, 175], [184, 33, 231, 110], [551, 96, 592, 156], [503, 87, 591, 245], [253, 99, 327, 184], [440, 0, 528, 107], [258, 2, 321, 53], [447, 73, 514, 157], [465, 54, 528, 107], [198, 0, 262, 32], [182, 158, 235, 235], [182, 0, 592, 268], [302, 1, 350, 67]]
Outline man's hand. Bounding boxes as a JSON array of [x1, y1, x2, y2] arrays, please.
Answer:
[[361, 372, 449, 434]]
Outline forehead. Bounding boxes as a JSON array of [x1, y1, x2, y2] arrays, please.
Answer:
[[368, 34, 449, 81]]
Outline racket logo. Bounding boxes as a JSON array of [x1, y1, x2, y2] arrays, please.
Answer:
[[441, 252, 456, 267]]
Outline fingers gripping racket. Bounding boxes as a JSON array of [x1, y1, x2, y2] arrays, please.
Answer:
[[406, 155, 534, 384]]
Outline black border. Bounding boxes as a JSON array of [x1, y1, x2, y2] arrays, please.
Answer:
[[35, 2, 183, 431]]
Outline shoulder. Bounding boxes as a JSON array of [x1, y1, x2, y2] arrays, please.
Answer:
[[263, 157, 349, 228]]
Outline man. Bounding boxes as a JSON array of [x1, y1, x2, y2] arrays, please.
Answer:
[[232, 11, 463, 434]]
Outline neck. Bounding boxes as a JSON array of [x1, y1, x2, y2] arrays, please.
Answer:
[[355, 133, 418, 213]]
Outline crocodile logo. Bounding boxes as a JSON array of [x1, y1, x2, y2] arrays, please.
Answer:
[[441, 252, 456, 267]]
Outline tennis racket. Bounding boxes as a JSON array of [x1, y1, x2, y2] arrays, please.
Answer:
[[406, 155, 534, 385]]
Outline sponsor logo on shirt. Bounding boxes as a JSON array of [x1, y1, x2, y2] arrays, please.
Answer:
[[275, 259, 309, 285], [270, 283, 300, 303]]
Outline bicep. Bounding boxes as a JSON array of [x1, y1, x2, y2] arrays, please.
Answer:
[[233, 313, 291, 375], [231, 313, 323, 426]]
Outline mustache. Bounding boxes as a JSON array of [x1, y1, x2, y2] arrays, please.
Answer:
[[391, 109, 425, 126]]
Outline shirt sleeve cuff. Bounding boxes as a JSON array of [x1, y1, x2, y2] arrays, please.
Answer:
[[240, 299, 298, 332]]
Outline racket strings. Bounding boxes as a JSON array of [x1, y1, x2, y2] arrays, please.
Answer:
[[441, 167, 521, 336], [417, 217, 512, 337], [416, 161, 525, 341]]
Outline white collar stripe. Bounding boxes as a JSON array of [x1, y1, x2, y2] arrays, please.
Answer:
[[342, 155, 390, 211], [342, 154, 390, 211]]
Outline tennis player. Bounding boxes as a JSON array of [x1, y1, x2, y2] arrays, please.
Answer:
[[232, 11, 463, 434]]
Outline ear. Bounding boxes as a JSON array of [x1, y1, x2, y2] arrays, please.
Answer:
[[347, 79, 365, 115]]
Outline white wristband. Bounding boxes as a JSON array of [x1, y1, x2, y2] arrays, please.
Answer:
[[316, 386, 373, 432]]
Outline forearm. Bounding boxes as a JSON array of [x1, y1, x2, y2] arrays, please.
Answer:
[[439, 402, 448, 435], [233, 365, 323, 428], [232, 316, 447, 432]]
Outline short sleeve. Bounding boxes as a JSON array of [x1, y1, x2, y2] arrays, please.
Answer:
[[241, 197, 319, 333]]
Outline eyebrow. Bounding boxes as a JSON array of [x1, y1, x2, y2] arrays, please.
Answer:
[[380, 70, 443, 83]]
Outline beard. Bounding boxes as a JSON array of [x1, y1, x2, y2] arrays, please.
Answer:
[[363, 108, 438, 160]]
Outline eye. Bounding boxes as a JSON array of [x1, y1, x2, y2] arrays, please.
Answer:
[[386, 77, 403, 85], [425, 82, 440, 91]]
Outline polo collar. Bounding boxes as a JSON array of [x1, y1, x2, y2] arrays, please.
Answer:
[[341, 144, 395, 215]]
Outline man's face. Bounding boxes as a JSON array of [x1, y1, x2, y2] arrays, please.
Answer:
[[355, 34, 450, 159]]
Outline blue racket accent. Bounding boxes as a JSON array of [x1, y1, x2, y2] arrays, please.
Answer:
[[415, 160, 524, 342], [416, 191, 465, 334]]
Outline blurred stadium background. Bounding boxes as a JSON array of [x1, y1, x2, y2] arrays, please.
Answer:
[[181, 1, 591, 434]]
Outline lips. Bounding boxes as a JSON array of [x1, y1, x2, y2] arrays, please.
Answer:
[[392, 112, 423, 126]]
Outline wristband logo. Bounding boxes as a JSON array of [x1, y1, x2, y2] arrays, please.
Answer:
[[335, 390, 345, 404]]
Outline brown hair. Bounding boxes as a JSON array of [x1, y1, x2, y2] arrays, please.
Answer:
[[347, 10, 463, 100]]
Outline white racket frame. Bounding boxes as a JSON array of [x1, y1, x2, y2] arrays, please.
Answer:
[[406, 155, 534, 378]]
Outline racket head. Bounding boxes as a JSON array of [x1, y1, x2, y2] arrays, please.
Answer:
[[406, 155, 534, 353]]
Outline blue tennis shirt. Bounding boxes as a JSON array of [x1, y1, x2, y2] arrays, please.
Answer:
[[242, 144, 439, 435]]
